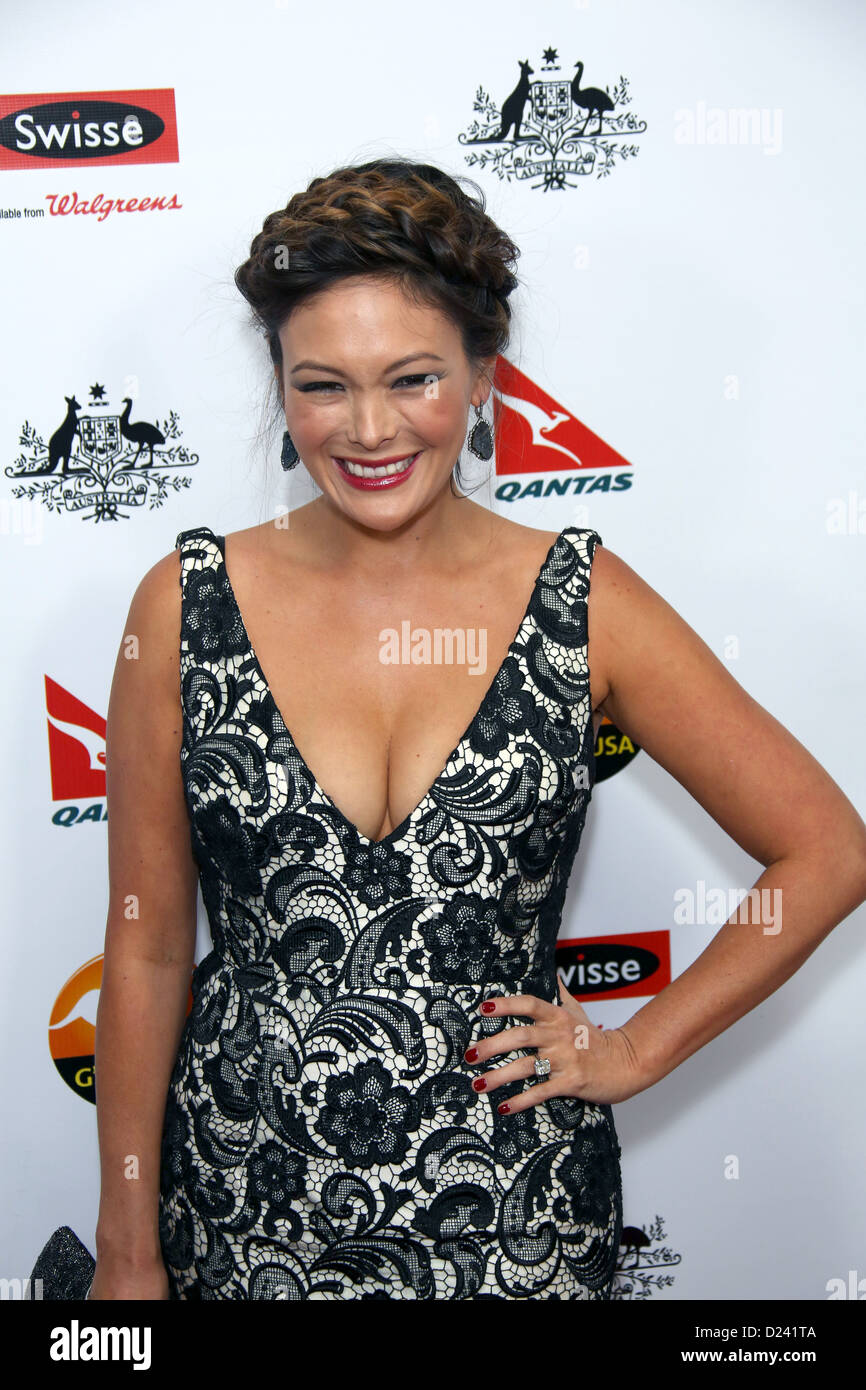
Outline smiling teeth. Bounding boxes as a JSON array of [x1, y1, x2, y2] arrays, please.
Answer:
[[338, 454, 417, 478]]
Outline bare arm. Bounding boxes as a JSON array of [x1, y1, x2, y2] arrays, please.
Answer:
[[93, 545, 199, 1280], [587, 544, 866, 1088]]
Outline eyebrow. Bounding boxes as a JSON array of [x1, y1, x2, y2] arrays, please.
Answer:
[[289, 352, 446, 376]]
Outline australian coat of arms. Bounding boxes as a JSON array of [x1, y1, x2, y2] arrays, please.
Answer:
[[7, 382, 199, 523], [460, 48, 646, 189]]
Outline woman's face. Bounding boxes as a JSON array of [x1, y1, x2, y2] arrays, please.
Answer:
[[274, 276, 494, 529]]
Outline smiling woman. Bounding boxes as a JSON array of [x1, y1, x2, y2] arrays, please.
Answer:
[[90, 157, 866, 1304]]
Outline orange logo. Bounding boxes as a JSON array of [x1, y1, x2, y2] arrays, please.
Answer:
[[49, 956, 193, 1103]]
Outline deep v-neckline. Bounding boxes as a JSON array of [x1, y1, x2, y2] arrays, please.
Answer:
[[211, 527, 569, 850]]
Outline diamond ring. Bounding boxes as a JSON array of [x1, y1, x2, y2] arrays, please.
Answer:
[[533, 1056, 551, 1079]]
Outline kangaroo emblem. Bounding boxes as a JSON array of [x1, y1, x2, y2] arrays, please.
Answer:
[[495, 59, 534, 142]]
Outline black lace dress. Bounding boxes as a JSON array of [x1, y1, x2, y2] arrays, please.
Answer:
[[158, 524, 623, 1299]]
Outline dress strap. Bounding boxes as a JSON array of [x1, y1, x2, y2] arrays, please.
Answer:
[[174, 527, 237, 745], [531, 527, 603, 641], [558, 526, 603, 598], [522, 525, 601, 774], [176, 524, 219, 552], [174, 526, 225, 667], [175, 526, 224, 589]]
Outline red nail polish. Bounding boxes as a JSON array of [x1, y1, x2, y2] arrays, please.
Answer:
[[472, 1077, 487, 1092], [464, 1047, 478, 1062], [480, 1001, 496, 1014], [497, 1101, 510, 1114]]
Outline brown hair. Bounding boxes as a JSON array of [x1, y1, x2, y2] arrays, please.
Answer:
[[234, 157, 521, 496]]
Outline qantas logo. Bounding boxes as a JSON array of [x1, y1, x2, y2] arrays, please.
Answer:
[[0, 89, 178, 169], [45, 676, 107, 820], [492, 355, 633, 498]]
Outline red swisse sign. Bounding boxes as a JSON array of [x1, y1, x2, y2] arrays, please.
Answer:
[[0, 88, 179, 170], [556, 930, 672, 1002]]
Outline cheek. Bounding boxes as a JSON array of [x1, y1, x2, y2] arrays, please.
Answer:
[[290, 393, 466, 449], [292, 403, 331, 443], [407, 396, 466, 442]]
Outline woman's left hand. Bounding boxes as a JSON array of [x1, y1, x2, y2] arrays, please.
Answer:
[[464, 977, 649, 1109]]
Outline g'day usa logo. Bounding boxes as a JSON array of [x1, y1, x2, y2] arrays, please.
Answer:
[[49, 954, 194, 1102], [0, 88, 178, 169]]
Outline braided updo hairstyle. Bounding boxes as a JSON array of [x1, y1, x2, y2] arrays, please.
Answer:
[[234, 158, 521, 497]]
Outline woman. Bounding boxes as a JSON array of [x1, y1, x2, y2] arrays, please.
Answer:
[[90, 158, 866, 1300]]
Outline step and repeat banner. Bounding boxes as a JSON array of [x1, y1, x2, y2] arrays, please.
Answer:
[[2, 0, 864, 1301]]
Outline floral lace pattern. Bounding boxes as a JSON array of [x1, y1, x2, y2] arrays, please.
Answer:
[[158, 524, 623, 1299]]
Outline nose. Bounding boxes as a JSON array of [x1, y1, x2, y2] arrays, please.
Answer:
[[343, 390, 401, 452]]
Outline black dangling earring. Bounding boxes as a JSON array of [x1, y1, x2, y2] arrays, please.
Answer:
[[281, 429, 299, 471], [467, 402, 493, 460]]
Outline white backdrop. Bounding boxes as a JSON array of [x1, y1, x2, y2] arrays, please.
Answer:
[[2, 0, 864, 1300]]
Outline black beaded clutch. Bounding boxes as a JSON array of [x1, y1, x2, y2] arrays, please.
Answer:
[[28, 1225, 95, 1300]]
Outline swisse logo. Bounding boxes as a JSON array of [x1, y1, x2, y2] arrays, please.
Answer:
[[557, 930, 671, 1002], [0, 89, 178, 170], [4, 101, 160, 157]]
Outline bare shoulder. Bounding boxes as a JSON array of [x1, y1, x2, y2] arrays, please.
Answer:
[[584, 540, 866, 870], [106, 546, 185, 733], [124, 545, 184, 653], [223, 518, 280, 546], [221, 518, 277, 553], [221, 516, 306, 576], [585, 540, 707, 717], [489, 515, 559, 546], [587, 538, 729, 703], [104, 543, 198, 943], [484, 515, 561, 566]]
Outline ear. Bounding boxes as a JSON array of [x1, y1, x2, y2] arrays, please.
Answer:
[[475, 356, 498, 407]]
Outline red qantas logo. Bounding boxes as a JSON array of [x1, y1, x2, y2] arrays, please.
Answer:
[[493, 355, 632, 476], [0, 88, 179, 170], [45, 675, 105, 801]]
